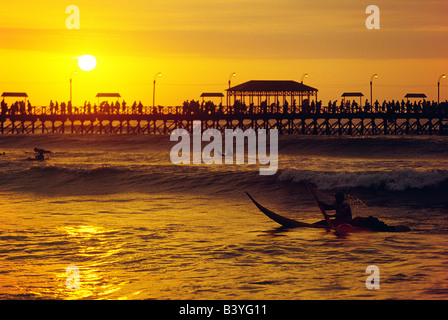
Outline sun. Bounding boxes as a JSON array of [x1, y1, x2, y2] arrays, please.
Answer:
[[78, 55, 97, 72]]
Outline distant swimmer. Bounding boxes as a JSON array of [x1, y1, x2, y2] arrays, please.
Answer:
[[217, 150, 233, 157], [32, 147, 51, 161]]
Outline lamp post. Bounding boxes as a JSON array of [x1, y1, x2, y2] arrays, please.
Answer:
[[69, 70, 78, 105], [301, 73, 309, 83], [438, 74, 446, 104], [228, 72, 236, 89], [370, 74, 378, 107], [227, 72, 236, 108], [153, 72, 162, 109]]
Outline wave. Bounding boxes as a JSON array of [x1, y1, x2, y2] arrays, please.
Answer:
[[0, 134, 171, 153], [1, 134, 447, 158], [1, 160, 447, 198], [0, 163, 273, 196], [278, 135, 448, 158], [277, 168, 448, 192]]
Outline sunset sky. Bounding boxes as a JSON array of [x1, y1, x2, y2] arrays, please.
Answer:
[[0, 0, 447, 106]]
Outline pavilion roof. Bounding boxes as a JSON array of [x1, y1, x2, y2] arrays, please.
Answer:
[[227, 80, 318, 93], [200, 92, 224, 98], [404, 93, 427, 99], [1, 92, 28, 98], [96, 93, 121, 98], [342, 92, 364, 97]]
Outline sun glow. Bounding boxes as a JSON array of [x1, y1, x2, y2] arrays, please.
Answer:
[[78, 55, 97, 72]]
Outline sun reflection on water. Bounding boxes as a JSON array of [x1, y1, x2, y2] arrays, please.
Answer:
[[54, 225, 126, 299]]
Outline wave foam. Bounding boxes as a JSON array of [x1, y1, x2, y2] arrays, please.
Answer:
[[277, 168, 448, 191]]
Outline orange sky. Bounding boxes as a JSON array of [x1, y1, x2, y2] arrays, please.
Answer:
[[0, 0, 447, 106]]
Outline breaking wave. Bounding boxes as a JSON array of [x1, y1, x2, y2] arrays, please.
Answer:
[[277, 168, 448, 191]]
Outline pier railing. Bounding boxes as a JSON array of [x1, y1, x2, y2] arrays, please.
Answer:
[[4, 100, 448, 118]]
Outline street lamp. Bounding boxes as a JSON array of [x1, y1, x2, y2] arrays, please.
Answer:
[[301, 73, 309, 83], [370, 74, 378, 107], [228, 72, 236, 89], [227, 72, 236, 109], [153, 72, 162, 109], [438, 74, 446, 104]]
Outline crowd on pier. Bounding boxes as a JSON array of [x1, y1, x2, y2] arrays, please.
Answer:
[[2, 98, 448, 116], [182, 98, 448, 115]]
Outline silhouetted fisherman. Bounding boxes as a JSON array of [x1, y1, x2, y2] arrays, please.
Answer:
[[318, 192, 353, 226]]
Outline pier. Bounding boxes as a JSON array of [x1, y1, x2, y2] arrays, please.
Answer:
[[1, 80, 448, 135], [1, 112, 447, 136]]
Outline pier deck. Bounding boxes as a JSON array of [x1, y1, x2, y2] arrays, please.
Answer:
[[1, 111, 447, 135]]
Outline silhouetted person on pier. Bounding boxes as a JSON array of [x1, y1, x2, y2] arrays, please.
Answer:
[[364, 99, 370, 113], [262, 100, 268, 114], [303, 99, 309, 113], [49, 100, 54, 112], [1, 99, 7, 115], [283, 100, 289, 114], [138, 101, 143, 114], [18, 101, 25, 114], [352, 100, 358, 113], [381, 100, 387, 113], [104, 102, 110, 114], [10, 102, 18, 116], [374, 100, 379, 113]]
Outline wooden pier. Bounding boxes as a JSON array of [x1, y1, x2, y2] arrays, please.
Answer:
[[2, 81, 448, 135], [1, 112, 447, 135]]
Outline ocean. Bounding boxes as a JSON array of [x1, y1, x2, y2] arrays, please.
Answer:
[[0, 133, 447, 300]]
